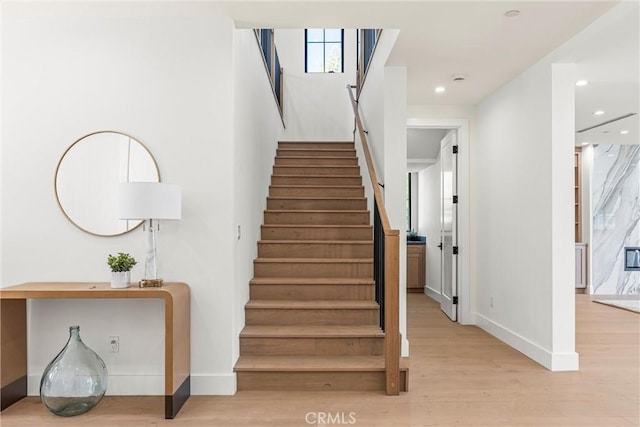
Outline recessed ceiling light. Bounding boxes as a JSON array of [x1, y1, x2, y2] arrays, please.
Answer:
[[581, 142, 589, 146], [593, 110, 605, 116], [576, 80, 588, 87], [435, 86, 446, 93], [504, 10, 520, 18], [620, 130, 629, 134], [452, 74, 467, 82]]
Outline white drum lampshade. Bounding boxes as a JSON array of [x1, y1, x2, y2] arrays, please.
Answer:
[[118, 182, 182, 220], [118, 182, 182, 283]]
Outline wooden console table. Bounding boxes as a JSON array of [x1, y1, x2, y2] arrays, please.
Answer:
[[0, 282, 190, 419]]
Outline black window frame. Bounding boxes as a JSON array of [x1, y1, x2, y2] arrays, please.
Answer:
[[304, 28, 345, 74]]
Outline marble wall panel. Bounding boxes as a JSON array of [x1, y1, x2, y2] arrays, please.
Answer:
[[592, 144, 640, 294]]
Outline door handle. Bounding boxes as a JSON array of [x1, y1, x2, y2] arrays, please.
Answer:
[[438, 243, 443, 250]]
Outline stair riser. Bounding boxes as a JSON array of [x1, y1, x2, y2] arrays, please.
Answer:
[[266, 199, 367, 211], [258, 243, 373, 259], [273, 166, 360, 176], [269, 187, 364, 197], [254, 262, 373, 278], [278, 142, 354, 150], [237, 371, 385, 391], [245, 309, 379, 326], [250, 284, 375, 300], [240, 337, 383, 356], [276, 149, 356, 158], [261, 226, 373, 241], [271, 176, 362, 186], [264, 211, 369, 225], [275, 157, 358, 166]]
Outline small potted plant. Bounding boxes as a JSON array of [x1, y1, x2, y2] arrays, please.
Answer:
[[107, 253, 137, 288]]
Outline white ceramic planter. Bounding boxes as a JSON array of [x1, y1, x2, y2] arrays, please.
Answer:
[[111, 271, 130, 288]]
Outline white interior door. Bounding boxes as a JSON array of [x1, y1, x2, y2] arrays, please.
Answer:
[[440, 132, 458, 321]]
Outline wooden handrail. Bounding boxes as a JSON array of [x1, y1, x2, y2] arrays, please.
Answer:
[[346, 84, 400, 396], [346, 85, 394, 233]]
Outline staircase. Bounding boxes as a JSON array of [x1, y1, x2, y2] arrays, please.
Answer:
[[234, 141, 408, 392]]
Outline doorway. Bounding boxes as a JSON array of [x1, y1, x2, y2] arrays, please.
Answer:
[[406, 118, 471, 325]]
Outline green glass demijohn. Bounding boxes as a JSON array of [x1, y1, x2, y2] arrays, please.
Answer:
[[40, 325, 108, 416]]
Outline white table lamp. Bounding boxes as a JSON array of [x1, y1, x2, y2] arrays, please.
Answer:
[[118, 182, 182, 286]]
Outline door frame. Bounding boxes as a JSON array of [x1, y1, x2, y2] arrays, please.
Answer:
[[406, 118, 473, 325]]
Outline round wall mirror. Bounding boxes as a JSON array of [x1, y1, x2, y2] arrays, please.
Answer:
[[55, 131, 160, 237]]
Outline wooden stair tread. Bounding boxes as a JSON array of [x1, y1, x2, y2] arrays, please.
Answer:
[[278, 143, 353, 145], [258, 240, 372, 245], [250, 277, 374, 285], [246, 300, 378, 309], [271, 174, 361, 178], [240, 325, 383, 338], [267, 197, 366, 201], [275, 156, 357, 160], [262, 224, 372, 228], [254, 258, 373, 264], [265, 209, 369, 213], [276, 148, 355, 151], [269, 184, 363, 190], [235, 355, 390, 372], [270, 185, 364, 189], [274, 165, 358, 169]]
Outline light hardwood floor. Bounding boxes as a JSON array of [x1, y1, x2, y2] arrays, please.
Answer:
[[1, 294, 638, 426]]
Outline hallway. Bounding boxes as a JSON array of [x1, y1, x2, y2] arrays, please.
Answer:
[[2, 293, 638, 426]]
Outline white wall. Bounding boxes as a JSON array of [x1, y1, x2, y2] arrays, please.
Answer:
[[232, 28, 285, 364], [356, 30, 410, 355], [474, 58, 577, 371], [358, 31, 399, 184], [383, 66, 408, 357], [274, 29, 356, 141], [418, 154, 441, 297], [2, 2, 282, 396]]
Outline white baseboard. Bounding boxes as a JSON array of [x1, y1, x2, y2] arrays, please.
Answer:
[[475, 314, 578, 371], [550, 352, 580, 371], [424, 286, 442, 303], [191, 373, 236, 395], [29, 374, 164, 396], [30, 373, 237, 396], [401, 336, 410, 357]]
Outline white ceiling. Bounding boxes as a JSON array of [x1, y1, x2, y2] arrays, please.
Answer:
[[225, 1, 637, 146], [407, 128, 447, 172], [385, 1, 617, 106], [407, 128, 446, 160], [571, 8, 639, 146]]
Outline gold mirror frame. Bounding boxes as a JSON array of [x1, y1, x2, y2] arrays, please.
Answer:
[[54, 131, 160, 237]]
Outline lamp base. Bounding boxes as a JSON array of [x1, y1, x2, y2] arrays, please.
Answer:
[[139, 278, 164, 288]]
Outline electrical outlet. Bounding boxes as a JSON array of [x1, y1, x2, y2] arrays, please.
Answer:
[[109, 336, 119, 353]]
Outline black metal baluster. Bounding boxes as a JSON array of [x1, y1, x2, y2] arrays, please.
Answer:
[[374, 203, 385, 331]]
